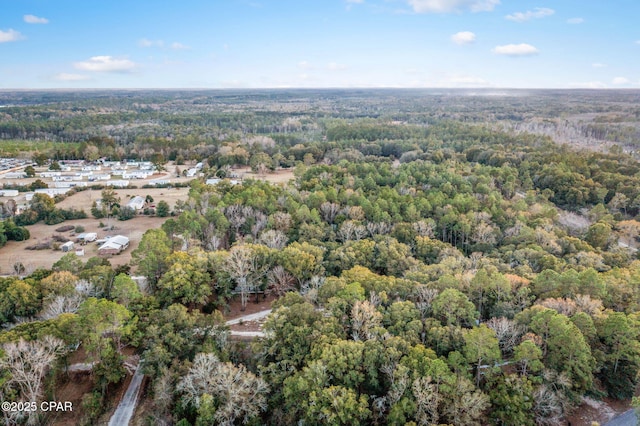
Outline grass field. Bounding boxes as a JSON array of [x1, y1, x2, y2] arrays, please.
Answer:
[[0, 140, 80, 157]]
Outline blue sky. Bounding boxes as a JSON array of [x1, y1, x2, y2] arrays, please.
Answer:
[[1, 0, 638, 89]]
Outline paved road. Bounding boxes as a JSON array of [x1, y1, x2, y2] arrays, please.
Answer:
[[105, 310, 272, 426], [108, 364, 144, 426], [67, 362, 95, 372], [229, 330, 265, 337], [225, 309, 272, 325], [604, 409, 638, 426]]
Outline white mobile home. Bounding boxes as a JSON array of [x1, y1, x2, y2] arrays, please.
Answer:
[[61, 241, 74, 252], [127, 196, 145, 211]]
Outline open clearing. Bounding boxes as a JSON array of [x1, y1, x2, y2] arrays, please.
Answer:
[[234, 166, 295, 184], [0, 216, 169, 274], [55, 186, 191, 211], [0, 168, 294, 273]]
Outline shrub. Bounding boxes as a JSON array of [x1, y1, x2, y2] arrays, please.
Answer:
[[44, 210, 65, 225], [14, 210, 39, 226], [156, 200, 170, 217], [118, 206, 136, 221]]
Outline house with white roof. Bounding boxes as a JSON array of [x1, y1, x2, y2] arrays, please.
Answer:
[[98, 235, 130, 255], [127, 196, 145, 211]]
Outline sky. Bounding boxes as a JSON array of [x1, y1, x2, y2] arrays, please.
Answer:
[[0, 0, 638, 89]]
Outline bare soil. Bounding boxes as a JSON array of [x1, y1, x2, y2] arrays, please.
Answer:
[[225, 294, 276, 320], [48, 371, 94, 426], [566, 396, 631, 426], [0, 216, 170, 274], [55, 185, 190, 211], [233, 166, 295, 184]]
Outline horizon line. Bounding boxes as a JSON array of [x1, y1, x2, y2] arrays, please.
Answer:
[[1, 87, 639, 92]]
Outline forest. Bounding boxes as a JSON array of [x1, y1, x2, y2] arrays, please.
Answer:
[[0, 89, 639, 425]]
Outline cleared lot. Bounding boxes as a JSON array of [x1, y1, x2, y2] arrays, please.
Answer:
[[0, 168, 294, 273], [0, 216, 169, 274]]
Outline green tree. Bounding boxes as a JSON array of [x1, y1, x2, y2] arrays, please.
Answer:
[[77, 297, 134, 356], [29, 193, 55, 221], [463, 324, 501, 386], [131, 228, 171, 289], [156, 200, 170, 217], [157, 250, 211, 307], [596, 311, 640, 398], [111, 274, 142, 307], [432, 288, 478, 327], [489, 374, 535, 426], [529, 309, 595, 392], [52, 253, 84, 274], [141, 304, 226, 378], [24, 165, 35, 177]]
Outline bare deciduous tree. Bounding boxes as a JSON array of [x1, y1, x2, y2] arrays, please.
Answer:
[[225, 204, 247, 236], [413, 220, 435, 238], [537, 298, 577, 317], [485, 317, 524, 355], [152, 367, 175, 418], [224, 245, 262, 311], [472, 222, 497, 246], [413, 286, 439, 320], [259, 230, 288, 249], [251, 212, 268, 240], [366, 222, 392, 237], [266, 266, 296, 297], [573, 294, 603, 316], [300, 275, 325, 304], [177, 353, 269, 426], [271, 212, 292, 233], [75, 279, 102, 298], [412, 376, 440, 426], [338, 220, 367, 242], [0, 336, 66, 425], [350, 300, 382, 341], [39, 294, 85, 320], [319, 202, 340, 224]]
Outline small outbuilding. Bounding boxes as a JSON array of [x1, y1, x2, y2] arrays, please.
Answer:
[[76, 232, 97, 243], [61, 241, 75, 252]]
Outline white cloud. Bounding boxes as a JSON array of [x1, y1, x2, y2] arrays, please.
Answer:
[[612, 77, 629, 85], [24, 14, 49, 24], [0, 29, 22, 43], [346, 0, 364, 3], [636, 40, 640, 45], [407, 0, 499, 14], [298, 61, 313, 70], [592, 63, 607, 68], [170, 42, 190, 50], [505, 8, 554, 22], [327, 62, 348, 71], [139, 39, 189, 50], [74, 56, 136, 73], [568, 81, 607, 89], [54, 73, 89, 81], [139, 38, 164, 48], [567, 17, 584, 24], [492, 43, 539, 56], [451, 31, 476, 45]]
